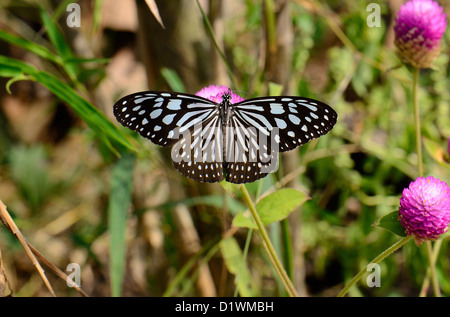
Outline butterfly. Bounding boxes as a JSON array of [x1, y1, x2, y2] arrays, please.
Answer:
[[113, 90, 337, 184]]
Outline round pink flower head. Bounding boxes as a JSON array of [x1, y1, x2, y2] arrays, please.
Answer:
[[196, 85, 244, 104], [398, 176, 450, 245], [394, 0, 447, 68]]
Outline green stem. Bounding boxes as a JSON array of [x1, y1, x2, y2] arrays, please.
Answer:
[[419, 239, 442, 296], [413, 67, 423, 177], [194, 0, 238, 90], [337, 236, 413, 297], [264, 0, 277, 57], [240, 185, 298, 297], [412, 67, 441, 296], [426, 241, 441, 297], [281, 218, 293, 279]]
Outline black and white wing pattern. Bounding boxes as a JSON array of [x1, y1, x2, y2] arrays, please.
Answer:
[[170, 111, 225, 183], [113, 92, 219, 147], [114, 91, 226, 183], [224, 96, 337, 183], [113, 91, 337, 184], [232, 96, 337, 152]]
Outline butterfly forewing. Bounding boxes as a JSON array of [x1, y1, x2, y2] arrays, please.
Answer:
[[113, 92, 219, 147], [232, 96, 338, 152], [222, 96, 337, 183]]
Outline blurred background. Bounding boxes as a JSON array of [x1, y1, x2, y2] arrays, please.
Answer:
[[0, 0, 449, 297]]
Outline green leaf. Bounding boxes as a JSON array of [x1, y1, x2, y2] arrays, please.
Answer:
[[232, 211, 256, 229], [6, 74, 29, 94], [268, 82, 284, 96], [220, 180, 242, 197], [373, 210, 407, 237], [108, 153, 135, 296], [233, 189, 309, 229], [220, 237, 259, 297]]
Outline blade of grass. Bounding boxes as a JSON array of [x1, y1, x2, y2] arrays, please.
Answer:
[[65, 57, 110, 65], [0, 55, 39, 75], [0, 30, 61, 64], [161, 67, 186, 92], [39, 7, 78, 78], [52, 0, 76, 21], [93, 0, 104, 33], [194, 0, 238, 89], [30, 70, 136, 154], [163, 237, 220, 297], [0, 55, 136, 154], [108, 153, 135, 297]]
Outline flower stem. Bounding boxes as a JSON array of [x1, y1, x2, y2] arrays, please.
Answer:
[[337, 236, 413, 297], [412, 67, 442, 296], [426, 241, 441, 297], [240, 185, 298, 297], [419, 239, 442, 296], [194, 0, 238, 90], [413, 67, 423, 177]]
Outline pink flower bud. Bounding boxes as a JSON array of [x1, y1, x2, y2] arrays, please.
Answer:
[[399, 176, 450, 245], [394, 0, 447, 68]]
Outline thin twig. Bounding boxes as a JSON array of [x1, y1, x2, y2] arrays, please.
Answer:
[[0, 199, 90, 297], [0, 199, 55, 296], [27, 244, 89, 297], [0, 249, 13, 296], [194, 0, 238, 90]]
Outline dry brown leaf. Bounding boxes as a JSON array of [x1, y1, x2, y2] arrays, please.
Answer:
[[0, 250, 10, 297], [145, 0, 165, 29]]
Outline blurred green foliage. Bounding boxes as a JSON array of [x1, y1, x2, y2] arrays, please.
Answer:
[[0, 0, 448, 297]]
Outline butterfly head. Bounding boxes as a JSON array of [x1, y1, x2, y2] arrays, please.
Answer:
[[221, 91, 232, 105]]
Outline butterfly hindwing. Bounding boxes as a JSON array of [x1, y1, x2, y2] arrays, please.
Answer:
[[224, 117, 277, 183], [171, 114, 224, 183]]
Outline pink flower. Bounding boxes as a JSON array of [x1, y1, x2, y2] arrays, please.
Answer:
[[394, 0, 447, 68], [399, 176, 450, 245], [195, 85, 244, 104]]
